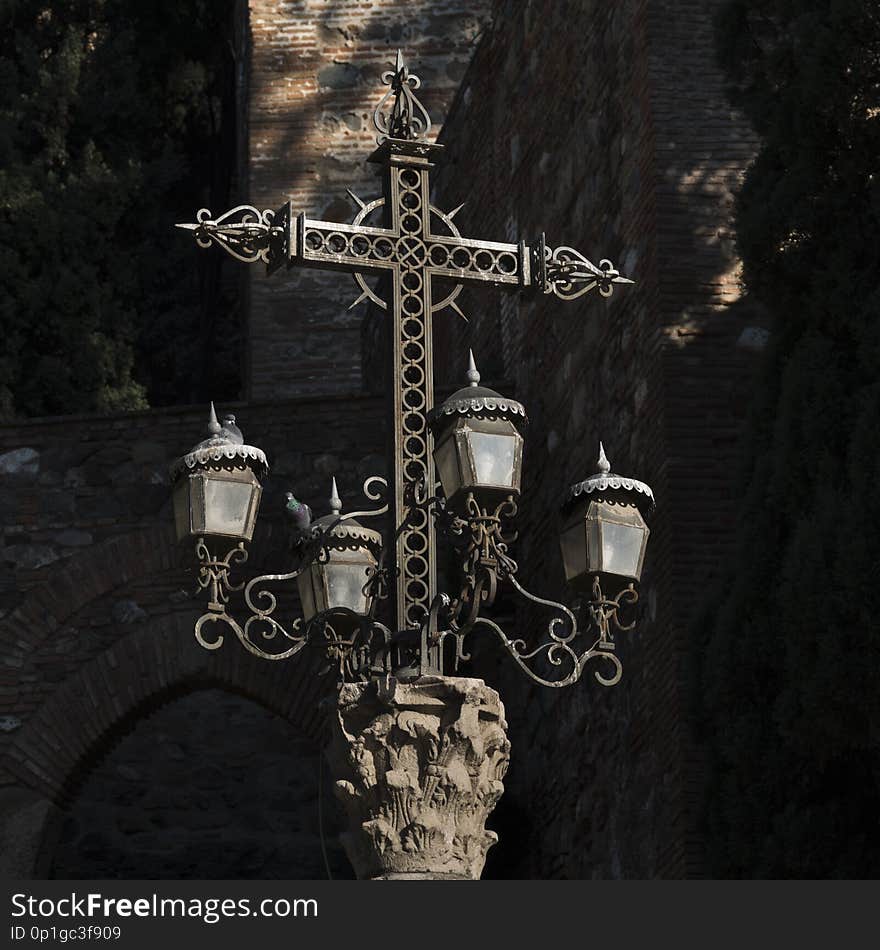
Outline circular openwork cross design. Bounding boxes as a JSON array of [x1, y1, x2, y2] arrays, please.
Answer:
[[396, 235, 427, 267], [349, 197, 466, 318]]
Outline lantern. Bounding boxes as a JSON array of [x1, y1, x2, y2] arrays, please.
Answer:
[[170, 404, 267, 543], [559, 443, 653, 588], [429, 351, 526, 507], [297, 478, 383, 626]]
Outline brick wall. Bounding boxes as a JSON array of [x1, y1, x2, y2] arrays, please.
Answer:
[[246, 0, 492, 399], [431, 0, 760, 878]]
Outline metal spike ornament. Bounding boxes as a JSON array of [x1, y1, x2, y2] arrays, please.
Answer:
[[329, 476, 342, 515]]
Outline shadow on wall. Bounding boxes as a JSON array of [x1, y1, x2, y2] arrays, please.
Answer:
[[423, 0, 762, 879]]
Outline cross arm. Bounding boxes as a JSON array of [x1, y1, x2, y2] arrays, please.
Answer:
[[175, 203, 290, 273], [176, 203, 401, 278], [176, 204, 634, 301], [427, 230, 633, 301]]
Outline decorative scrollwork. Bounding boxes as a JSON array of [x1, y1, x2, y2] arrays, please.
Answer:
[[176, 206, 281, 264], [194, 554, 311, 661], [485, 573, 626, 688], [317, 612, 393, 682], [194, 539, 248, 612], [192, 475, 394, 678], [422, 489, 640, 686], [439, 493, 519, 609], [337, 475, 389, 523], [536, 233, 634, 300], [372, 49, 432, 143]]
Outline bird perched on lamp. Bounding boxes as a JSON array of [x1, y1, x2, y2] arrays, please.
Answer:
[[283, 492, 313, 550], [219, 413, 243, 444]]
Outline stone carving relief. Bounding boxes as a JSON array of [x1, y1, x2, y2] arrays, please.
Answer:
[[327, 675, 510, 879]]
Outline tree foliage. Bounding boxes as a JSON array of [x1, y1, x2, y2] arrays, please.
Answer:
[[0, 0, 239, 419], [697, 0, 880, 876]]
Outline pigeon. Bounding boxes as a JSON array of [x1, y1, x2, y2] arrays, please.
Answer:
[[283, 492, 313, 548], [220, 413, 244, 444]]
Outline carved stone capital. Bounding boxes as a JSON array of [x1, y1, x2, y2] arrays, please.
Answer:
[[326, 675, 510, 880]]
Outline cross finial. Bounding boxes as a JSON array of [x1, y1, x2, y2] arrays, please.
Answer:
[[466, 349, 481, 387], [597, 442, 611, 474], [207, 402, 221, 436], [372, 50, 432, 143], [329, 477, 342, 515]]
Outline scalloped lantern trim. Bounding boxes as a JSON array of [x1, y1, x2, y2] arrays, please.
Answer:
[[565, 473, 655, 507], [428, 396, 528, 427], [169, 443, 268, 481], [308, 518, 384, 555]]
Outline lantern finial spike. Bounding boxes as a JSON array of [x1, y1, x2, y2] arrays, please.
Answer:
[[597, 441, 611, 474], [466, 349, 481, 387], [330, 476, 342, 515], [207, 402, 221, 436]]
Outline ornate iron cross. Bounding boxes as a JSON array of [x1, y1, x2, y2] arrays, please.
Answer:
[[177, 50, 632, 636]]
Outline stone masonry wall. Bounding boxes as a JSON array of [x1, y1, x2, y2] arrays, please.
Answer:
[[432, 0, 760, 878], [0, 395, 387, 877], [246, 0, 492, 399], [49, 689, 350, 879]]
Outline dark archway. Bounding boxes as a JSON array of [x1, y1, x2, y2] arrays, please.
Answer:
[[48, 687, 353, 879]]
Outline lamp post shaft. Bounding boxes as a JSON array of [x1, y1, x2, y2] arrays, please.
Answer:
[[293, 137, 534, 633]]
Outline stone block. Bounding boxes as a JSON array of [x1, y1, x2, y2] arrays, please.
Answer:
[[0, 448, 39, 477]]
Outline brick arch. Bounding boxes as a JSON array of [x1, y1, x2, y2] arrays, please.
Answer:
[[0, 523, 179, 680], [4, 610, 332, 805]]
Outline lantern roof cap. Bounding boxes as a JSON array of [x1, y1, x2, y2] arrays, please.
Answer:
[[170, 403, 268, 482], [564, 442, 654, 511], [309, 478, 383, 554], [429, 350, 527, 427]]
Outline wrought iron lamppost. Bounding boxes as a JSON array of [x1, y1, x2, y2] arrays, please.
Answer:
[[171, 52, 655, 880]]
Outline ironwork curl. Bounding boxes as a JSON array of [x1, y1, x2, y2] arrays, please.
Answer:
[[538, 237, 634, 300], [336, 475, 389, 523], [194, 539, 248, 611], [175, 205, 281, 264], [191, 475, 394, 676], [424, 492, 639, 686]]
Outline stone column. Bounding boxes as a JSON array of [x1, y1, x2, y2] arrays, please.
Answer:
[[326, 675, 510, 880]]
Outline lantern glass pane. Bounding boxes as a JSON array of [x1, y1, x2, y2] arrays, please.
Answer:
[[601, 521, 645, 578], [433, 433, 461, 499], [173, 479, 193, 541], [297, 568, 319, 621], [204, 478, 255, 538], [325, 551, 372, 615], [467, 431, 517, 488], [559, 517, 587, 582]]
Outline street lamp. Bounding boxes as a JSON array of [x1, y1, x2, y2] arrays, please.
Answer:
[[430, 351, 526, 507], [170, 403, 266, 544], [171, 51, 654, 880], [296, 478, 383, 627], [560, 442, 653, 587]]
